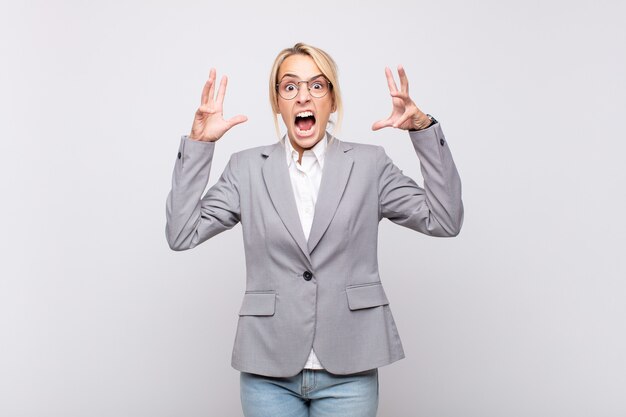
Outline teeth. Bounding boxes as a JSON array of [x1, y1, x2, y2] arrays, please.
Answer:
[[296, 111, 314, 118]]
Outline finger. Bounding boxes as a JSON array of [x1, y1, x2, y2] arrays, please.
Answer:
[[384, 67, 398, 93], [216, 75, 228, 106], [201, 68, 216, 105], [207, 68, 217, 104], [201, 79, 211, 105], [225, 114, 248, 129], [393, 111, 414, 129], [398, 65, 409, 94], [372, 118, 394, 131], [197, 103, 218, 115], [390, 90, 411, 101]]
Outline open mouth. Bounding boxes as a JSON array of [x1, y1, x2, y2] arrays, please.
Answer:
[[294, 111, 316, 136]]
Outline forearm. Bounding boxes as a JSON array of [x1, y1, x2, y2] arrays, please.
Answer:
[[408, 122, 463, 236], [165, 136, 217, 250]]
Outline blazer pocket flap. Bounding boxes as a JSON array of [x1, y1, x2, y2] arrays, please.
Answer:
[[346, 282, 389, 310], [238, 292, 276, 316]]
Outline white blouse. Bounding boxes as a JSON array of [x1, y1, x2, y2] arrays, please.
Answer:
[[284, 133, 328, 370]]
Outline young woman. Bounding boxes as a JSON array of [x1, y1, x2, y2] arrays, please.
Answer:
[[166, 43, 463, 417]]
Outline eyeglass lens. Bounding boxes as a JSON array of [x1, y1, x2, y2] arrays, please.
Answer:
[[277, 77, 330, 100]]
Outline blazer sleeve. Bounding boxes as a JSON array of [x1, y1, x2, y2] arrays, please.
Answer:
[[165, 135, 241, 251], [377, 122, 463, 237]]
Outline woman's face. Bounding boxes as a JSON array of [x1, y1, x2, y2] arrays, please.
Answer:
[[276, 54, 335, 153]]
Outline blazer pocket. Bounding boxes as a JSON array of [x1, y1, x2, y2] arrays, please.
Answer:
[[345, 282, 389, 310], [238, 291, 276, 316]]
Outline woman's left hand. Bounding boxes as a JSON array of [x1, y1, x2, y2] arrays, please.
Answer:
[[372, 65, 432, 131]]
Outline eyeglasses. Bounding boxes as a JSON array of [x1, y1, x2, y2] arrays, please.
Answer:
[[276, 76, 332, 100]]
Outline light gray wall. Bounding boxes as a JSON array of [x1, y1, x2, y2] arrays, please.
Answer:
[[1, 0, 625, 416]]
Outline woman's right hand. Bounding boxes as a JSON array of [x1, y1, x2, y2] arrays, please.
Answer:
[[189, 68, 248, 142]]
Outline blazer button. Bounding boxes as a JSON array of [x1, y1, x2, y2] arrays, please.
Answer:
[[177, 151, 182, 159], [303, 271, 313, 281], [439, 138, 445, 146]]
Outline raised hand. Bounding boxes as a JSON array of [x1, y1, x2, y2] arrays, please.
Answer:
[[189, 68, 248, 142], [372, 65, 431, 131]]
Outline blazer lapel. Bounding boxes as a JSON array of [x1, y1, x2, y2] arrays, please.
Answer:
[[261, 142, 312, 265], [307, 136, 354, 254]]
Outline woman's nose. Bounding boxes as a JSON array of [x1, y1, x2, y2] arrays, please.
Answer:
[[296, 82, 312, 103]]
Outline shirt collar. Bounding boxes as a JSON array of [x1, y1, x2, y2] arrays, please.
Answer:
[[284, 132, 328, 171]]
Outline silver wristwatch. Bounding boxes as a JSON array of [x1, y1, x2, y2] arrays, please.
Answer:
[[426, 114, 438, 127]]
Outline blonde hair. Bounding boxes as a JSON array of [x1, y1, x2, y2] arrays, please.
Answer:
[[269, 42, 343, 138]]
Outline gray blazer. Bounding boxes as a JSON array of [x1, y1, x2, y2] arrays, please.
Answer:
[[166, 122, 463, 377]]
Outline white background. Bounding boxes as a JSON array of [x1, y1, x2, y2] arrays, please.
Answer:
[[1, 0, 625, 416]]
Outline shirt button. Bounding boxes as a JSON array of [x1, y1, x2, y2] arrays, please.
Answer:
[[303, 271, 313, 281]]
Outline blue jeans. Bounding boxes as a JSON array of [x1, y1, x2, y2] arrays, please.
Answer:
[[240, 368, 379, 417]]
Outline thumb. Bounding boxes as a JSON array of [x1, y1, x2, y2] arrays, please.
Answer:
[[226, 114, 248, 129], [372, 118, 392, 131]]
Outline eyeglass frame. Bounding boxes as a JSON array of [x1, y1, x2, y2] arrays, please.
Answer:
[[275, 75, 333, 100]]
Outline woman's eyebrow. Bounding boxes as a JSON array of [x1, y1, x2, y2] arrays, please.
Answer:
[[279, 73, 324, 81]]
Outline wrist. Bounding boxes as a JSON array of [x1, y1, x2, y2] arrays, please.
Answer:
[[188, 134, 217, 142], [409, 114, 437, 131]]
